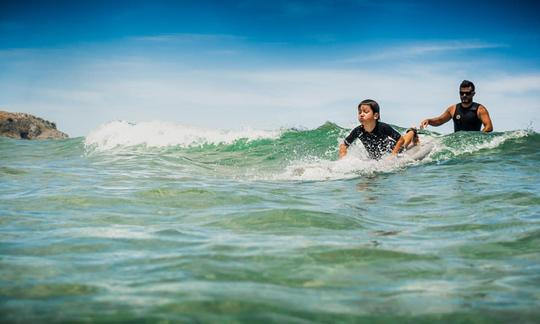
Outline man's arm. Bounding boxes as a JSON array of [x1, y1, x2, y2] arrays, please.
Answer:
[[477, 105, 493, 132], [420, 105, 454, 128]]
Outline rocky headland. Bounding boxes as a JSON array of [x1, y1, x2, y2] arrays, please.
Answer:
[[0, 111, 69, 140]]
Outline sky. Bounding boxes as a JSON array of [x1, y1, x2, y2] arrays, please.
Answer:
[[1, 0, 539, 137]]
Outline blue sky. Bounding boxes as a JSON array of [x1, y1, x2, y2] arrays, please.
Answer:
[[1, 0, 539, 136]]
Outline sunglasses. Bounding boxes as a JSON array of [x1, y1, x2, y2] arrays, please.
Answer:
[[460, 91, 474, 96]]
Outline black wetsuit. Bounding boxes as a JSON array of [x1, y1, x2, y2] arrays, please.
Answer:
[[343, 122, 402, 159], [453, 102, 482, 132]]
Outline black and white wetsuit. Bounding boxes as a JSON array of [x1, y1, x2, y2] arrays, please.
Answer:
[[343, 122, 402, 160]]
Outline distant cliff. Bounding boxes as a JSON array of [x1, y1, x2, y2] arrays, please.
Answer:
[[0, 111, 69, 140]]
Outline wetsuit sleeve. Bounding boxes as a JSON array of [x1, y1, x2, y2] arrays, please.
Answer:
[[381, 123, 401, 142], [344, 126, 362, 146]]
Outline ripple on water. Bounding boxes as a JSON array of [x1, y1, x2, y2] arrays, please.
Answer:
[[0, 283, 101, 299], [206, 208, 364, 232], [426, 221, 530, 233], [453, 229, 540, 259], [0, 166, 29, 176], [135, 187, 264, 209]]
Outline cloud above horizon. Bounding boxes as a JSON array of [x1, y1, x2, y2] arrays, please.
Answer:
[[130, 33, 246, 44], [342, 41, 508, 63], [1, 39, 538, 137], [1, 0, 539, 137]]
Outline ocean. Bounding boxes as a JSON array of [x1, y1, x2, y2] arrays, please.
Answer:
[[1, 121, 539, 322]]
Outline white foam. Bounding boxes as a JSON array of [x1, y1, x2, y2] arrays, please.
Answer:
[[84, 120, 282, 151], [269, 135, 445, 182], [269, 144, 415, 181], [266, 131, 532, 182], [443, 129, 530, 156]]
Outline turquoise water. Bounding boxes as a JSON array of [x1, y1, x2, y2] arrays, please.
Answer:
[[1, 122, 539, 322]]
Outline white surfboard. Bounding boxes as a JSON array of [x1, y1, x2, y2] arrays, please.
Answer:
[[401, 141, 434, 161]]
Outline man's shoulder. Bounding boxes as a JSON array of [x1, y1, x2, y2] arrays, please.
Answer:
[[476, 103, 488, 111], [448, 104, 458, 116], [468, 102, 487, 112]]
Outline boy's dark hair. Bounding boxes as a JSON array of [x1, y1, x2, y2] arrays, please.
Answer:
[[460, 80, 475, 91], [358, 99, 380, 119]]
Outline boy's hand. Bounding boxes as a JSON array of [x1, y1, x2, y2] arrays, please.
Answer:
[[338, 143, 348, 159]]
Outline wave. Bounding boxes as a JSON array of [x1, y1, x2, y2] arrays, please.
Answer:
[[81, 120, 536, 181], [84, 120, 282, 151], [433, 129, 533, 160]]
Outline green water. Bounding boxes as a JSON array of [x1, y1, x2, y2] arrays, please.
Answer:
[[1, 124, 539, 322]]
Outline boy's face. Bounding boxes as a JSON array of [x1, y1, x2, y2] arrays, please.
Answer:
[[358, 104, 379, 124]]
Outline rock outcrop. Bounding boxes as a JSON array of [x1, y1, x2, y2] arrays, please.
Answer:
[[0, 111, 69, 140]]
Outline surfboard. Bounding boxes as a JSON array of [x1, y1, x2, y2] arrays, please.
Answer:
[[401, 142, 434, 161]]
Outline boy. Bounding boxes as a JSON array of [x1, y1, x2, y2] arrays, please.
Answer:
[[339, 99, 418, 160]]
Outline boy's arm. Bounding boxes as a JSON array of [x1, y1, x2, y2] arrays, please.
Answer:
[[340, 126, 361, 159], [420, 105, 454, 128], [391, 136, 404, 156], [391, 129, 418, 155], [339, 143, 348, 159]]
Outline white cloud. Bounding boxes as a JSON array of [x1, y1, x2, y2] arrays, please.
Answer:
[[343, 41, 507, 63], [0, 46, 538, 136], [130, 33, 245, 44], [482, 75, 540, 94]]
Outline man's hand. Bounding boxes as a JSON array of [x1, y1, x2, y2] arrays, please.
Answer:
[[420, 119, 430, 129]]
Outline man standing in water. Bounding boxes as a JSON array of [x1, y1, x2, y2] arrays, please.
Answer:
[[420, 80, 493, 132]]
